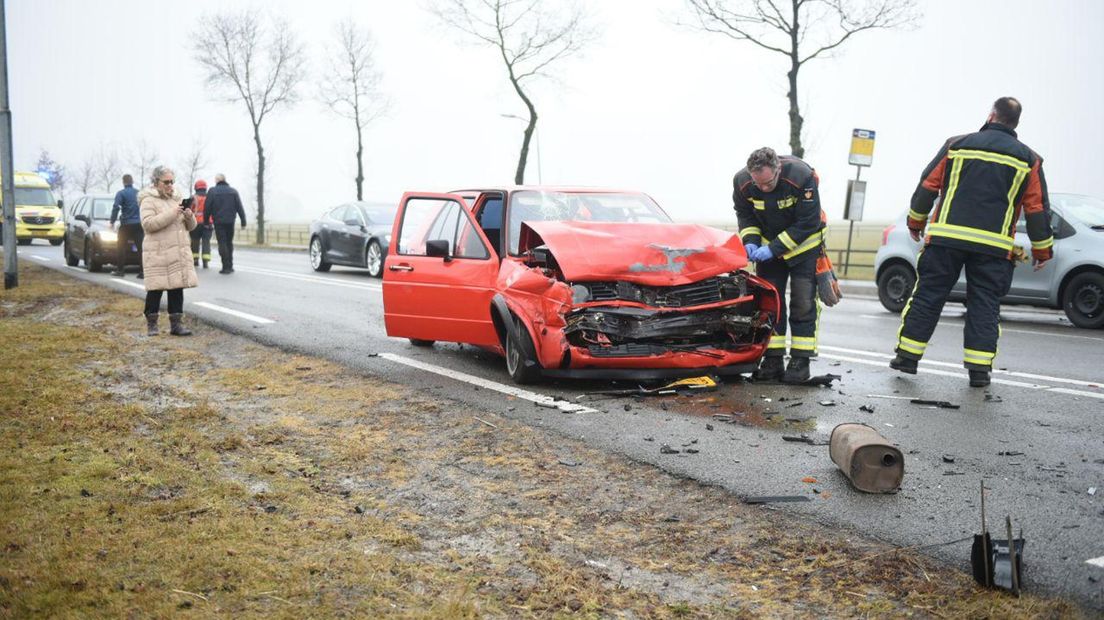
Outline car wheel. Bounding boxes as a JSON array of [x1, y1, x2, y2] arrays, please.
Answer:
[[505, 315, 541, 384], [309, 237, 331, 272], [365, 240, 384, 278], [17, 238, 31, 246], [877, 262, 915, 313], [49, 238, 63, 246], [1062, 271, 1104, 329], [85, 243, 103, 273], [409, 339, 435, 347], [64, 238, 79, 266]]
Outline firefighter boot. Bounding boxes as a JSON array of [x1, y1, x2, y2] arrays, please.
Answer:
[[145, 313, 159, 336], [783, 357, 811, 384], [889, 356, 918, 375], [969, 370, 990, 388], [753, 356, 785, 382], [202, 259, 209, 269], [169, 313, 192, 336]]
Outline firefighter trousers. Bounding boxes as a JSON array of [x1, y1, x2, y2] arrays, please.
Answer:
[[190, 226, 212, 263], [896, 244, 1013, 370], [757, 254, 819, 358]]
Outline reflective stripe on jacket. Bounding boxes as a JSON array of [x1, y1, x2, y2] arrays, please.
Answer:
[[909, 122, 1053, 261], [732, 156, 825, 263]]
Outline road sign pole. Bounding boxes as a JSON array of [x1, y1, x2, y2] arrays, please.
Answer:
[[0, 0, 18, 289], [843, 165, 862, 276]]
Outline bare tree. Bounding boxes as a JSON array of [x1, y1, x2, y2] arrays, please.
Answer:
[[319, 18, 389, 201], [430, 0, 595, 184], [192, 10, 306, 244], [684, 0, 918, 157], [128, 138, 159, 189], [93, 143, 122, 193], [74, 158, 96, 195], [179, 138, 209, 195]]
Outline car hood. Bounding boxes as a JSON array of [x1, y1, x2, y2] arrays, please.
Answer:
[[519, 220, 748, 285]]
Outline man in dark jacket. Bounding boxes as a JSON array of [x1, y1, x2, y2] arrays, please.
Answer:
[[733, 147, 826, 383], [890, 97, 1054, 387], [110, 174, 143, 278], [203, 173, 247, 274]]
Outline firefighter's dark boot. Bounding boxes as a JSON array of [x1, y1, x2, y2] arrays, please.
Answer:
[[890, 356, 918, 375], [112, 267, 125, 277], [969, 370, 990, 388], [202, 259, 209, 269], [753, 356, 785, 382], [145, 313, 159, 337], [783, 357, 811, 384], [169, 313, 192, 336]]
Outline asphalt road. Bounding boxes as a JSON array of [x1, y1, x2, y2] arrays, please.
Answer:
[[17, 241, 1104, 608]]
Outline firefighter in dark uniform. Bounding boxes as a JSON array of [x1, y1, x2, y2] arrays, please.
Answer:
[[734, 147, 827, 383], [890, 97, 1053, 387]]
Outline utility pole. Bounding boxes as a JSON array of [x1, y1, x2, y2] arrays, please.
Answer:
[[1, 0, 17, 289]]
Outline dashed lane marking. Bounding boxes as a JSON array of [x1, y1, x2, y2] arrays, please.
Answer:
[[378, 352, 598, 414], [112, 279, 146, 291], [193, 301, 275, 324], [1087, 555, 1104, 569]]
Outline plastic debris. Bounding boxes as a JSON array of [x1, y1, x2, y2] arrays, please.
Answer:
[[744, 496, 811, 504], [910, 399, 960, 409]]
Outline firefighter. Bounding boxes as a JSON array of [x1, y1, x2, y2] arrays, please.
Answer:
[[189, 180, 212, 269], [734, 147, 827, 383], [890, 97, 1053, 387]]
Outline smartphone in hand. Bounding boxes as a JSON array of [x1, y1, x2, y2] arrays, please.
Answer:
[[181, 197, 194, 210]]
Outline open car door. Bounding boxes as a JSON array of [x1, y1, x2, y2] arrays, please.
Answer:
[[382, 192, 500, 346]]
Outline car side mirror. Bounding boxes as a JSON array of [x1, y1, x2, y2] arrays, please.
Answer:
[[344, 218, 360, 227], [57, 199, 64, 209], [74, 214, 90, 225], [425, 239, 452, 262]]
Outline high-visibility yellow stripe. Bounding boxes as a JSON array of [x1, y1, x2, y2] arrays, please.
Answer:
[[896, 249, 924, 354], [898, 335, 927, 356], [928, 222, 1014, 251], [1002, 168, 1028, 234], [939, 157, 965, 224], [791, 336, 816, 351], [740, 226, 761, 238], [908, 209, 928, 222], [1031, 237, 1054, 250], [949, 149, 1030, 172], [781, 230, 824, 260], [777, 231, 798, 250], [964, 348, 995, 360], [752, 199, 765, 211], [777, 196, 797, 209], [768, 335, 786, 349]]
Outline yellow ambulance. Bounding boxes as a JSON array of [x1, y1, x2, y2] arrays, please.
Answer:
[[2, 171, 65, 245]]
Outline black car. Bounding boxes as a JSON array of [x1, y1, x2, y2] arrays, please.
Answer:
[[63, 194, 138, 272], [308, 201, 396, 277]]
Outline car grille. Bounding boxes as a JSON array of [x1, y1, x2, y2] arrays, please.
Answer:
[[22, 216, 55, 225], [577, 275, 747, 308]]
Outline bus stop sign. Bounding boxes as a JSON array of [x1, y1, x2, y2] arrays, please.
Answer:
[[849, 128, 876, 167]]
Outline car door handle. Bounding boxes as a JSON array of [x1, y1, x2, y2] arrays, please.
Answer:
[[389, 264, 414, 272]]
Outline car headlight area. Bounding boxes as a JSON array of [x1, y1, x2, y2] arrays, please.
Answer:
[[98, 231, 118, 243]]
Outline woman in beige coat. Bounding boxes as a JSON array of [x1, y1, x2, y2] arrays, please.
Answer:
[[140, 166, 198, 336]]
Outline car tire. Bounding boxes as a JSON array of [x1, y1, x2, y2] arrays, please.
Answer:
[[877, 262, 916, 313], [408, 339, 435, 347], [1062, 271, 1104, 329], [49, 238, 63, 246], [365, 240, 384, 278], [85, 243, 103, 273], [64, 238, 79, 266], [17, 239, 31, 246], [309, 236, 331, 272], [505, 315, 541, 384]]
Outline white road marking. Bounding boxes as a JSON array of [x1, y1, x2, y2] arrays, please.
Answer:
[[30, 255, 50, 262], [112, 279, 146, 291], [821, 345, 1104, 389], [379, 352, 598, 414], [1047, 388, 1104, 401], [235, 264, 382, 292], [193, 301, 275, 324], [1087, 556, 1104, 569]]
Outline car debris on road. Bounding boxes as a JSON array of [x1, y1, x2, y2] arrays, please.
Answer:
[[829, 423, 904, 493]]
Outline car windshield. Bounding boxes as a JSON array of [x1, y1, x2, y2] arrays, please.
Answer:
[[1051, 194, 1104, 227], [91, 199, 114, 220], [15, 187, 56, 206], [507, 191, 671, 254], [361, 205, 397, 226]]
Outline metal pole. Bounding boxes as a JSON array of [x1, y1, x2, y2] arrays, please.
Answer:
[[843, 165, 861, 277], [0, 0, 17, 289]]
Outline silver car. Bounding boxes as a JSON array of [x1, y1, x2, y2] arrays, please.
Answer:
[[874, 193, 1104, 328]]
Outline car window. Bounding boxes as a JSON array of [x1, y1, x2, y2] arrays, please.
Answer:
[[15, 187, 56, 206], [328, 206, 347, 221], [344, 207, 364, 226], [70, 198, 84, 218], [92, 199, 114, 220], [397, 198, 489, 260], [362, 205, 397, 226]]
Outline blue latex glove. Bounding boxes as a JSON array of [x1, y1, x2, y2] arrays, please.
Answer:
[[750, 245, 774, 262], [743, 243, 759, 258]]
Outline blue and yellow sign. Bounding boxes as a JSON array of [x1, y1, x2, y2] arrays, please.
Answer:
[[849, 128, 876, 167]]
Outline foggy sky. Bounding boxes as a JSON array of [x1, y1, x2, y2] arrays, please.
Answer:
[[9, 0, 1104, 224]]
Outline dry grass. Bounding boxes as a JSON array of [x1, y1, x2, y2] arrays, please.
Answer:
[[0, 264, 1085, 618]]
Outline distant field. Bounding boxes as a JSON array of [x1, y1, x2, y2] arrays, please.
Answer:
[[240, 220, 890, 281]]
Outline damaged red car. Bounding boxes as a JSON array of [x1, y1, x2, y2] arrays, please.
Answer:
[[382, 188, 780, 383]]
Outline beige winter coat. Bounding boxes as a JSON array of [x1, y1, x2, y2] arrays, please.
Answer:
[[139, 187, 198, 291]]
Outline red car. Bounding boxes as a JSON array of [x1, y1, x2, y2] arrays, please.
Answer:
[[382, 187, 780, 383]]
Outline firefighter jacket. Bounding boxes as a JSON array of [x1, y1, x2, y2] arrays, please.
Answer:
[[909, 122, 1053, 261], [733, 156, 825, 263], [190, 190, 208, 225]]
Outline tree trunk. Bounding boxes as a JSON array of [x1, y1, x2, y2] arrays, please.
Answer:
[[355, 124, 364, 201], [253, 123, 266, 245], [787, 1, 804, 158], [509, 76, 538, 185]]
